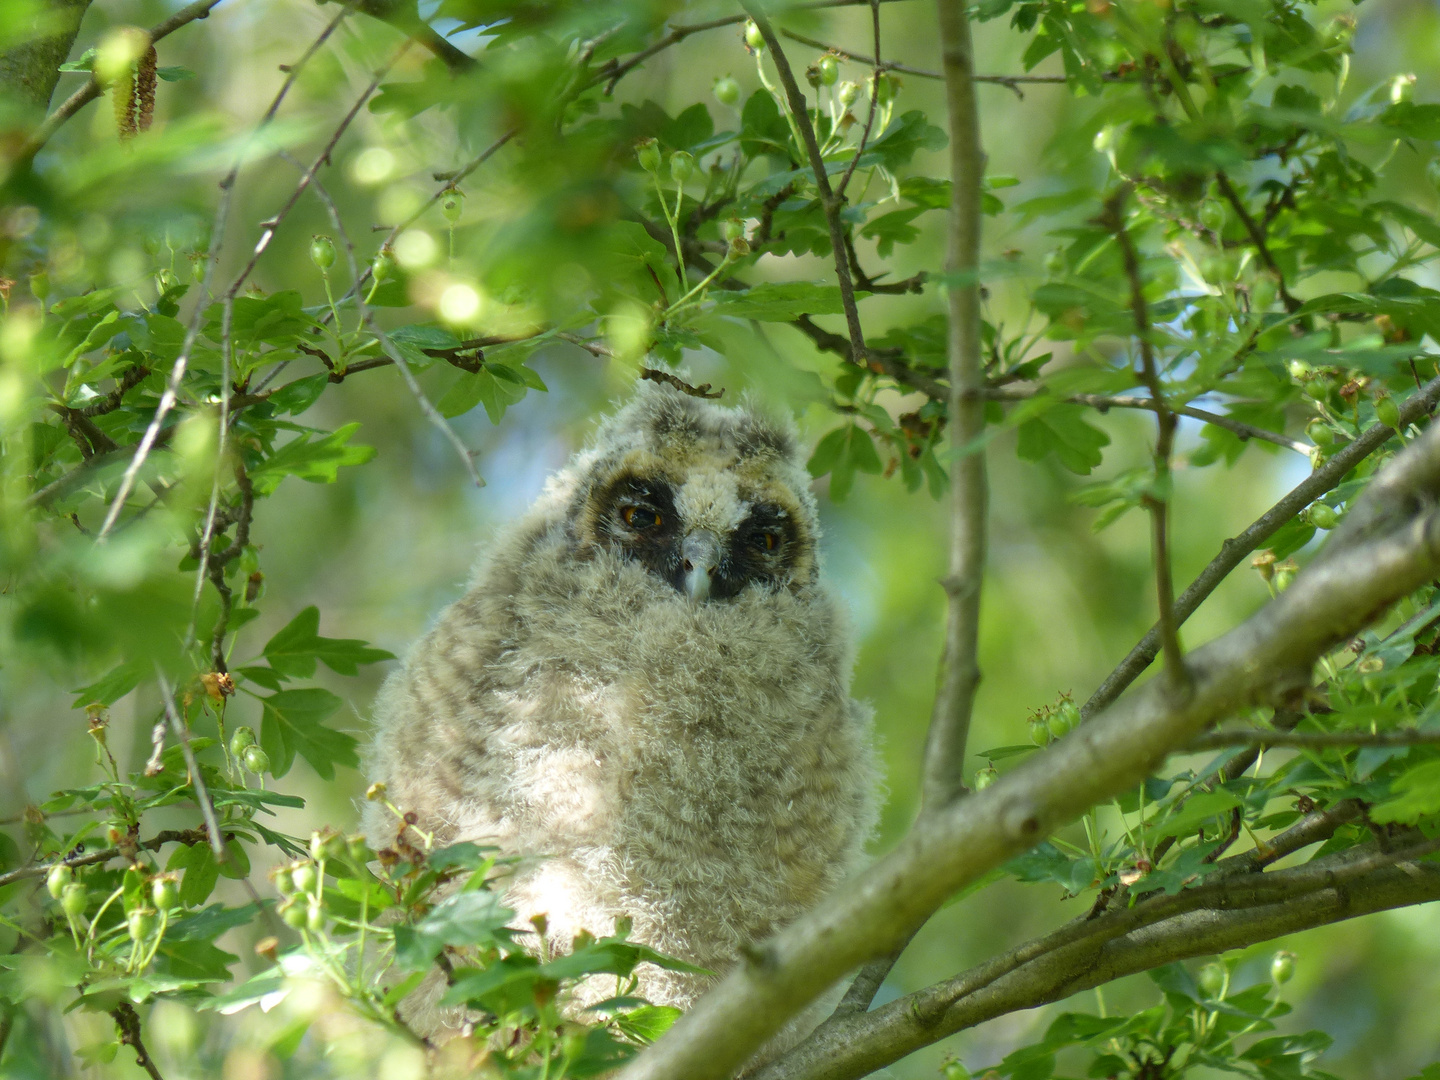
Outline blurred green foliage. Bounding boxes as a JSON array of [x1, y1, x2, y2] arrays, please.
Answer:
[[4, 0, 1440, 1076]]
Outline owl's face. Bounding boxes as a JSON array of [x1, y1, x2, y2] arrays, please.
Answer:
[[564, 385, 819, 603]]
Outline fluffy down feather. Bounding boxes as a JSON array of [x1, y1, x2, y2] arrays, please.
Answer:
[[364, 383, 877, 1034]]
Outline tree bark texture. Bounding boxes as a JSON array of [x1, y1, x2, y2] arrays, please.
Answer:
[[0, 0, 92, 113]]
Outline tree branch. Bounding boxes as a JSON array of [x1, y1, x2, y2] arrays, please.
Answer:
[[1082, 371, 1440, 718], [921, 0, 987, 810], [0, 828, 214, 890], [757, 841, 1440, 1080], [740, 3, 868, 365], [984, 386, 1313, 455], [1190, 728, 1440, 750], [617, 355, 1440, 1080], [1215, 170, 1302, 315], [112, 1002, 165, 1080], [1104, 186, 1187, 692]]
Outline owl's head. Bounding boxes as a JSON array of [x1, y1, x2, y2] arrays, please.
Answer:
[[563, 383, 819, 603]]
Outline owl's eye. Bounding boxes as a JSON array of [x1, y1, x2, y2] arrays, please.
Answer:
[[759, 531, 780, 552], [621, 505, 662, 529]]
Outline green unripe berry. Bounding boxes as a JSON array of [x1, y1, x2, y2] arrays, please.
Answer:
[[241, 745, 269, 775], [347, 835, 371, 864], [152, 877, 179, 911], [1307, 502, 1338, 530], [721, 218, 745, 242], [61, 882, 87, 918], [1043, 249, 1065, 278], [728, 236, 751, 258], [1028, 716, 1052, 747], [441, 189, 464, 224], [371, 247, 395, 284], [1198, 199, 1225, 234], [1271, 950, 1295, 984], [155, 268, 180, 293], [837, 80, 860, 110], [816, 54, 839, 86], [872, 71, 898, 106], [712, 76, 741, 107], [670, 151, 694, 184], [1375, 392, 1401, 431], [1198, 962, 1226, 998], [229, 725, 256, 756], [128, 908, 156, 943], [47, 864, 73, 900], [973, 767, 998, 791], [280, 900, 307, 929], [306, 901, 325, 933], [309, 235, 336, 272], [744, 20, 765, 51], [636, 138, 661, 173], [1305, 419, 1334, 447], [1047, 699, 1079, 741]]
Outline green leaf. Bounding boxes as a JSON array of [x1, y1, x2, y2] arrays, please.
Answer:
[[167, 842, 220, 908], [72, 660, 145, 708], [807, 424, 882, 502], [437, 366, 528, 422], [740, 89, 790, 158], [393, 890, 515, 970], [1371, 759, 1440, 824], [248, 422, 377, 496], [612, 1004, 682, 1044], [263, 606, 393, 678], [867, 110, 947, 170], [266, 373, 328, 416], [156, 65, 196, 81], [259, 688, 356, 780], [1016, 407, 1111, 475], [707, 282, 869, 322]]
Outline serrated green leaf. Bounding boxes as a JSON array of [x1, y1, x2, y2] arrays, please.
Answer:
[[259, 688, 355, 780]]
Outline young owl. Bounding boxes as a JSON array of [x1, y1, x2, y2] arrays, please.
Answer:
[[364, 382, 877, 1023]]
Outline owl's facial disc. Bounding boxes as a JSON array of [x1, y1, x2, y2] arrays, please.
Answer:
[[592, 473, 802, 602]]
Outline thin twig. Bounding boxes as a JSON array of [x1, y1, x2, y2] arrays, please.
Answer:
[[186, 295, 233, 652], [331, 129, 518, 317], [984, 386, 1312, 455], [921, 0, 987, 811], [20, 0, 228, 161], [94, 14, 375, 539], [741, 4, 869, 366], [1190, 728, 1440, 750], [1215, 170, 1302, 315], [1082, 371, 1440, 718], [112, 1002, 165, 1080], [833, 1, 882, 202], [156, 669, 228, 864], [1105, 187, 1187, 693], [0, 828, 212, 890]]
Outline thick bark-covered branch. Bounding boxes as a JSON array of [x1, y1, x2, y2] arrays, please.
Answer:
[[922, 0, 987, 809], [617, 419, 1440, 1080], [759, 844, 1440, 1080], [0, 0, 92, 111]]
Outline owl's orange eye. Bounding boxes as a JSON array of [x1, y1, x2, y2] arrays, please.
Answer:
[[621, 505, 662, 529], [761, 532, 779, 551]]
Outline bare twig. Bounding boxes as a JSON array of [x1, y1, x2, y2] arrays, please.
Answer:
[[0, 828, 213, 890], [617, 420, 1440, 1080], [186, 295, 233, 651], [1191, 728, 1440, 750], [95, 16, 382, 539], [1082, 371, 1440, 718], [156, 669, 228, 864], [921, 0, 987, 810], [1215, 170, 1302, 315], [639, 368, 723, 399], [741, 4, 869, 366], [20, 0, 228, 160], [984, 386, 1312, 455], [1105, 187, 1187, 692], [112, 1002, 165, 1080], [833, 1, 882, 202]]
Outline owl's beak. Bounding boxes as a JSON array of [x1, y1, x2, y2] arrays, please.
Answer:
[[681, 530, 721, 603]]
